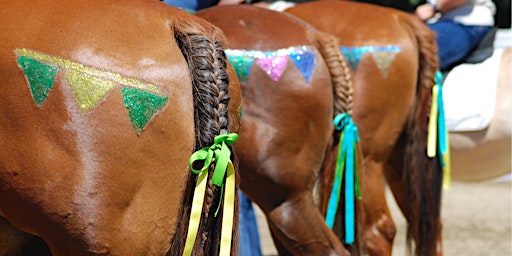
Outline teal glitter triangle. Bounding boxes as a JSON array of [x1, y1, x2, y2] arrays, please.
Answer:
[[227, 55, 254, 83], [121, 87, 168, 133], [17, 56, 60, 106], [339, 47, 364, 70]]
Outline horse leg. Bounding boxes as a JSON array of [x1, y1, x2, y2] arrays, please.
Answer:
[[265, 193, 348, 256], [238, 120, 348, 255], [360, 158, 396, 256]]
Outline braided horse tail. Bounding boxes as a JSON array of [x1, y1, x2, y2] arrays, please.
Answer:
[[313, 31, 362, 254], [168, 19, 237, 256], [399, 13, 443, 256]]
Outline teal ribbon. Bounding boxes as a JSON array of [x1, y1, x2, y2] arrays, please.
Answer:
[[326, 113, 361, 244], [435, 71, 447, 166], [189, 133, 239, 186]]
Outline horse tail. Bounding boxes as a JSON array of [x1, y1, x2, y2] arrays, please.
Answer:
[[400, 13, 443, 256], [314, 31, 362, 254], [168, 19, 237, 256], [314, 31, 354, 116]]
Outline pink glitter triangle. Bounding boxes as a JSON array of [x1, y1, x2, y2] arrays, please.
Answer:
[[255, 55, 288, 81]]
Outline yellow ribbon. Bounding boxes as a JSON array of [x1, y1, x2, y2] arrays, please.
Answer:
[[219, 161, 235, 256], [427, 71, 451, 189], [183, 133, 238, 256], [182, 160, 235, 256], [442, 129, 451, 189], [183, 168, 209, 256], [427, 84, 439, 158]]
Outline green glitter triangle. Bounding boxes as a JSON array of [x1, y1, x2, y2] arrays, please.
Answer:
[[66, 70, 117, 113], [121, 87, 168, 133], [17, 56, 60, 106]]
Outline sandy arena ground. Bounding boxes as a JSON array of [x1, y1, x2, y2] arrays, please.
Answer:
[[254, 179, 512, 255]]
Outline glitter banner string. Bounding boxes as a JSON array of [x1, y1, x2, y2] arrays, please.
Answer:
[[15, 48, 168, 134], [225, 45, 317, 84], [339, 45, 400, 78]]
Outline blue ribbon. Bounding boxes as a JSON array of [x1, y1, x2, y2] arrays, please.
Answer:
[[326, 113, 361, 244], [435, 71, 448, 166]]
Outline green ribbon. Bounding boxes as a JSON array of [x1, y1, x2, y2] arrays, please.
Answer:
[[189, 133, 239, 186], [183, 133, 239, 256]]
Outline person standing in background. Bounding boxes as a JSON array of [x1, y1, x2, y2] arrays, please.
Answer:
[[415, 0, 496, 70]]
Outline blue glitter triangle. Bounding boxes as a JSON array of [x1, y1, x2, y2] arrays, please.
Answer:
[[339, 46, 365, 70], [290, 50, 316, 83]]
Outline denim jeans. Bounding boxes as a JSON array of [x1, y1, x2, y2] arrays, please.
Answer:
[[239, 191, 262, 256], [163, 0, 218, 12], [429, 21, 492, 70]]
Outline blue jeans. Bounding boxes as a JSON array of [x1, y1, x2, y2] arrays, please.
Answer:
[[239, 191, 262, 256], [163, 0, 218, 12], [429, 21, 492, 70]]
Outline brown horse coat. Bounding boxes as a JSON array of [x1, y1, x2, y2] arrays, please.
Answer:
[[0, 0, 241, 255], [287, 2, 443, 256], [197, 5, 357, 256]]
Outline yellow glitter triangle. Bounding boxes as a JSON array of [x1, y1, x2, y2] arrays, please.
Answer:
[[66, 70, 116, 113], [371, 51, 397, 79]]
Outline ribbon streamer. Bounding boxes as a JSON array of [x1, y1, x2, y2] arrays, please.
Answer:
[[427, 84, 439, 158], [183, 133, 238, 256], [427, 71, 451, 189], [325, 113, 361, 244], [435, 72, 451, 189]]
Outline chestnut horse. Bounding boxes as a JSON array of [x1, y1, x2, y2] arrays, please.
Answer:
[[197, 5, 361, 255], [287, 1, 443, 256], [0, 0, 242, 255]]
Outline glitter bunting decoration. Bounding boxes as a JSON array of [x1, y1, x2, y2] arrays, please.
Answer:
[[289, 48, 316, 83], [256, 56, 288, 81], [339, 45, 400, 78], [66, 70, 117, 113], [17, 56, 60, 106], [15, 48, 168, 134], [227, 54, 254, 83], [225, 46, 317, 84], [121, 87, 168, 134]]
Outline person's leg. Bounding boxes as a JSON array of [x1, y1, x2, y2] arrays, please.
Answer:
[[429, 21, 491, 69], [239, 190, 262, 256], [162, 0, 198, 12]]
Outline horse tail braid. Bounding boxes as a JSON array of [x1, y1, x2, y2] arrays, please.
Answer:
[[314, 31, 354, 116], [313, 30, 363, 254], [169, 19, 233, 256], [400, 12, 443, 256]]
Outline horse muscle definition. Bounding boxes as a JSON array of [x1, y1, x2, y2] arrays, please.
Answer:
[[197, 5, 361, 256], [287, 2, 443, 256], [0, 0, 242, 255]]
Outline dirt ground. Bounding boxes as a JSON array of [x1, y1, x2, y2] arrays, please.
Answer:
[[255, 179, 512, 255]]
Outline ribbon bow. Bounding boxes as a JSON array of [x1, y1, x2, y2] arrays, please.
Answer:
[[326, 113, 361, 244], [183, 132, 238, 256], [189, 133, 239, 186]]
